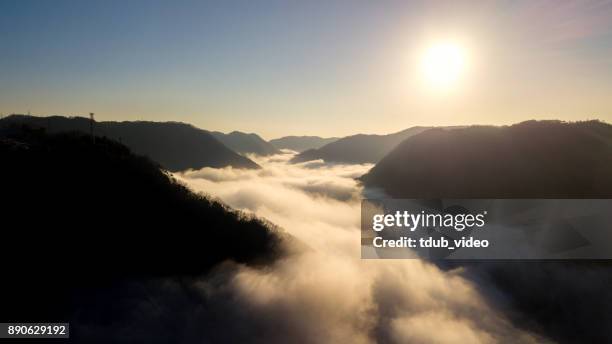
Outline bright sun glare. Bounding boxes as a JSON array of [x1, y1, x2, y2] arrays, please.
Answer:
[[420, 42, 467, 90]]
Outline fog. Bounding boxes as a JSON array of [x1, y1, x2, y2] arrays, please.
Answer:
[[172, 151, 546, 344]]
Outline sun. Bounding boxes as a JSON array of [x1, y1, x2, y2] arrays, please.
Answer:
[[420, 42, 467, 90]]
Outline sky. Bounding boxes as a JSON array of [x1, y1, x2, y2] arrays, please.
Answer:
[[1, 0, 612, 139]]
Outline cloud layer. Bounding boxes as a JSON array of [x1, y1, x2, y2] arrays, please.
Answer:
[[169, 152, 545, 343]]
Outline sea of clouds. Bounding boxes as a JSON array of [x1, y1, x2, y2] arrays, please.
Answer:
[[168, 151, 545, 344], [65, 149, 612, 343]]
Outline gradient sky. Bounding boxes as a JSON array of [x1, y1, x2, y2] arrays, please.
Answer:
[[2, 0, 612, 139]]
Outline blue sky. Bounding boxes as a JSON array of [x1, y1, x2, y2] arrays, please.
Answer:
[[2, 0, 612, 138]]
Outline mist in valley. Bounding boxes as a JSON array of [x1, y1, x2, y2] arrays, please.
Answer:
[[167, 151, 544, 344]]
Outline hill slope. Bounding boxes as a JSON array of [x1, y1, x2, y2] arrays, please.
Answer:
[[290, 127, 433, 164], [269, 136, 338, 152], [361, 120, 612, 198], [361, 120, 612, 344], [0, 126, 286, 321], [211, 130, 279, 156], [0, 115, 259, 171]]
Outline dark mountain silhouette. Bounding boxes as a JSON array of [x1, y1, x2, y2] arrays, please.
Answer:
[[0, 125, 287, 324], [0, 115, 259, 171], [269, 135, 339, 152], [361, 119, 612, 343], [361, 120, 612, 198], [210, 130, 279, 156], [290, 127, 433, 164]]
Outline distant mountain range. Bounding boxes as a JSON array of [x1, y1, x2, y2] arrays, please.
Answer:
[[290, 126, 434, 164], [0, 115, 260, 171], [211, 130, 279, 156], [361, 120, 612, 198], [269, 136, 339, 152]]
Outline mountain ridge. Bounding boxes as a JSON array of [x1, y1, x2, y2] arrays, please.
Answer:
[[361, 120, 612, 198], [0, 114, 260, 171], [0, 126, 289, 323], [210, 130, 279, 156], [290, 126, 434, 164], [269, 135, 339, 152]]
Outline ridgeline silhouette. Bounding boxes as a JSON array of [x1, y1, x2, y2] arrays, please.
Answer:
[[0, 125, 287, 322], [269, 136, 339, 153], [211, 130, 279, 156], [0, 115, 260, 171], [361, 120, 612, 198], [291, 126, 433, 164]]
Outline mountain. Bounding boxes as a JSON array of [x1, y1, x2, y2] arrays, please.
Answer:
[[361, 120, 612, 198], [290, 127, 433, 164], [211, 131, 279, 156], [362, 120, 612, 344], [0, 126, 287, 322], [269, 136, 339, 152], [0, 115, 260, 171]]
